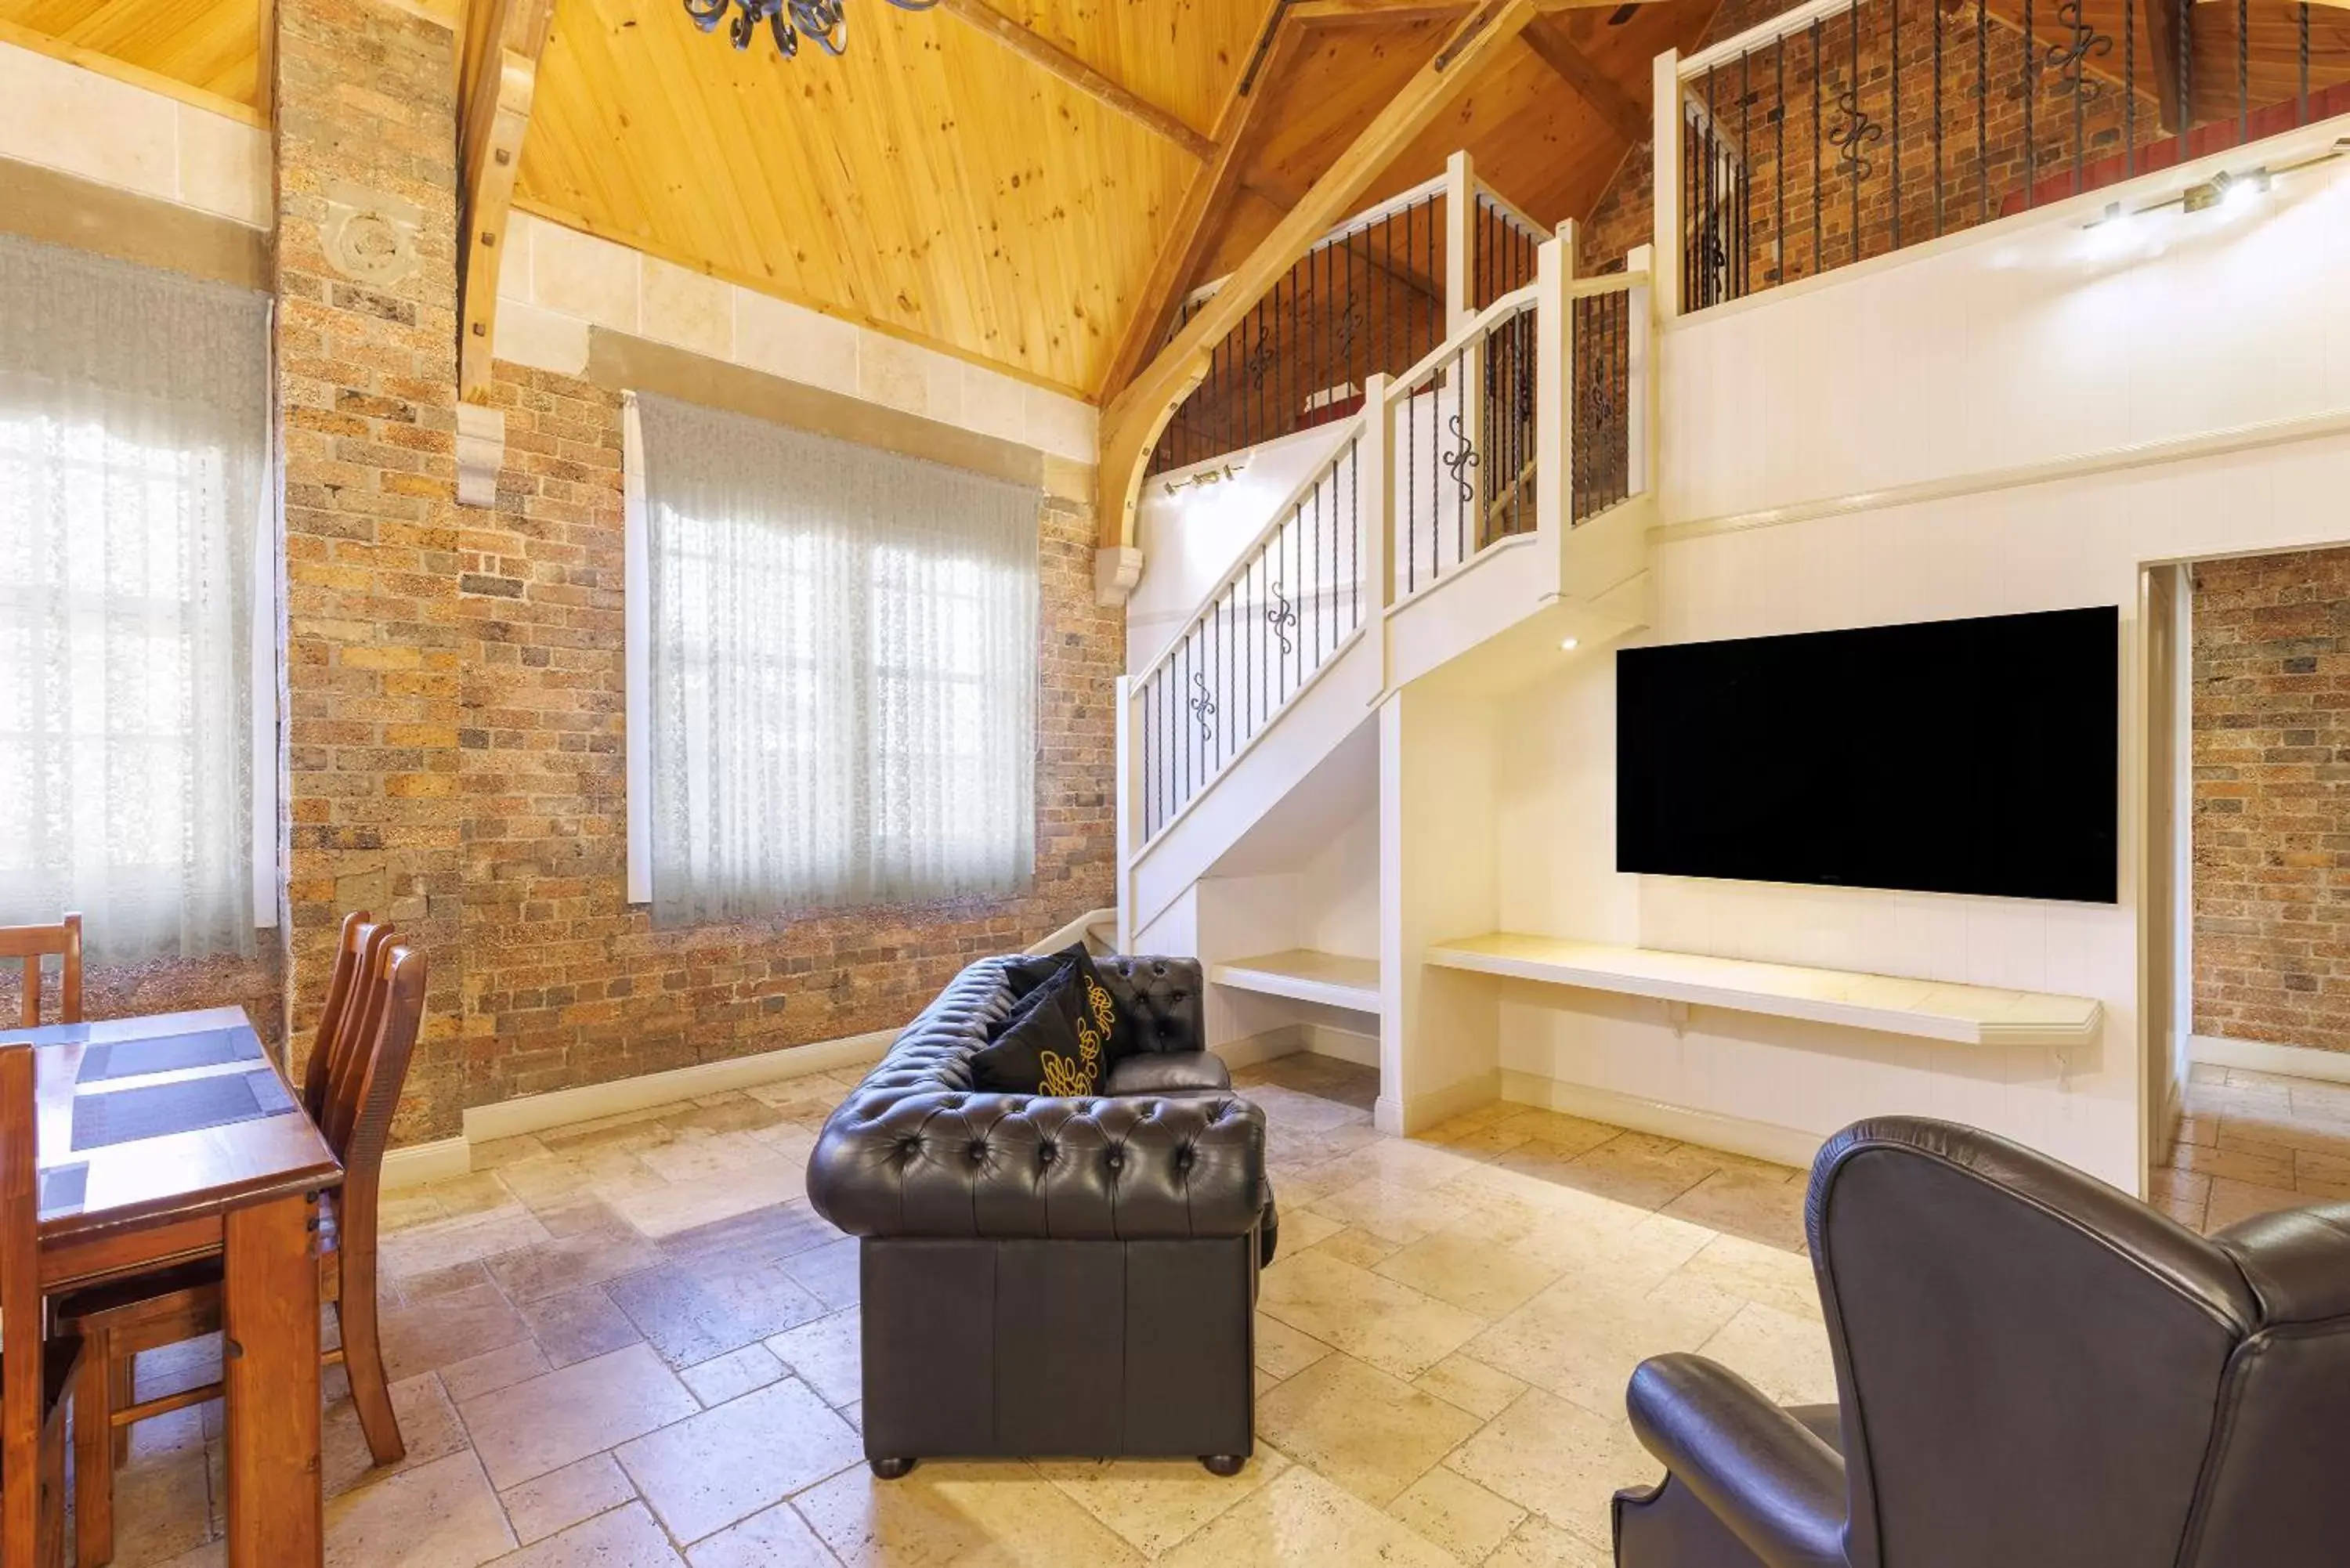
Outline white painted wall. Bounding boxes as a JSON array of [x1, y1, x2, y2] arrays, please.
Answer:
[[494, 211, 1098, 465], [0, 42, 270, 228], [1488, 132, 2350, 1191]]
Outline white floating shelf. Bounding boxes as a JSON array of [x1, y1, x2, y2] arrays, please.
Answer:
[[1423, 934, 2102, 1050], [1209, 949, 1382, 1015]]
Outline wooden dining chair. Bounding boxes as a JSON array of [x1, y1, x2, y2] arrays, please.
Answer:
[[0, 916, 81, 1028], [2, 1041, 83, 1568], [58, 942, 427, 1568]]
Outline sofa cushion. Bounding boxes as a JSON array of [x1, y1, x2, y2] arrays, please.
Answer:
[[1104, 1052, 1231, 1097], [968, 965, 1107, 1097]]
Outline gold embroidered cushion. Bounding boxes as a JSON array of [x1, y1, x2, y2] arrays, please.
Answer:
[[1047, 945, 1136, 1065], [968, 966, 1107, 1097]]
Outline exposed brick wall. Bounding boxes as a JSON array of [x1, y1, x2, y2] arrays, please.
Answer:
[[457, 363, 1117, 1125], [2192, 549, 2350, 1054], [1578, 0, 2169, 277], [273, 0, 468, 1133]]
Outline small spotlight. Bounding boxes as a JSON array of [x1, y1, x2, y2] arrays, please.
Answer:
[[2183, 178, 2223, 213], [1559, 637, 1580, 652]]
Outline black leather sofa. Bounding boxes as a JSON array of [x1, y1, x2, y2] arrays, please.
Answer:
[[1614, 1115, 2350, 1567], [805, 954, 1277, 1478]]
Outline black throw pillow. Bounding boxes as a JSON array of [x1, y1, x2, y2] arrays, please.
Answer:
[[968, 965, 1108, 1097], [1046, 945, 1137, 1065]]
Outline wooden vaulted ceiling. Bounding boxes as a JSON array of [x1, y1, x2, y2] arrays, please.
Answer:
[[0, 0, 1722, 399]]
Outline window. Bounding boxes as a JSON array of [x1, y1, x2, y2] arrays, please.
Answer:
[[625, 392, 1039, 923], [0, 235, 273, 962]]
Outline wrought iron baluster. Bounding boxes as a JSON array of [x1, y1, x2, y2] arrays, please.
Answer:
[[1977, 0, 1989, 222], [1813, 16, 1827, 273], [2303, 2, 2312, 125], [2024, 0, 2036, 211], [1704, 66, 1718, 308], [1892, 0, 1901, 251], [2177, 0, 2191, 167], [1777, 36, 1788, 281], [1933, 0, 1943, 236], [2239, 0, 2250, 147], [2126, 0, 2135, 177], [1741, 47, 1752, 300], [1846, 0, 1862, 259]]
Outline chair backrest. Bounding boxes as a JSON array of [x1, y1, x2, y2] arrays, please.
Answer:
[[0, 914, 81, 1028], [0, 1042, 47, 1554], [315, 921, 396, 1133], [1807, 1118, 2262, 1568], [299, 910, 373, 1119], [327, 942, 427, 1197]]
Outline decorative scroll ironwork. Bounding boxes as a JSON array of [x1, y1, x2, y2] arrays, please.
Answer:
[[2045, 2, 2114, 99], [1441, 412, 1479, 504], [1188, 671, 1217, 742], [683, 0, 935, 60], [1828, 86, 1884, 182], [1265, 583, 1297, 656]]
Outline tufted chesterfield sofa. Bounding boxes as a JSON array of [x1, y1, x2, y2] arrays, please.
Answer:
[[805, 955, 1278, 1479]]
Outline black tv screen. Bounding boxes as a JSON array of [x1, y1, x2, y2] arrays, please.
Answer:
[[1616, 607, 2118, 903]]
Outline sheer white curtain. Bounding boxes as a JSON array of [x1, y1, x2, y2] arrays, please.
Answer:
[[630, 392, 1038, 925], [0, 235, 271, 963]]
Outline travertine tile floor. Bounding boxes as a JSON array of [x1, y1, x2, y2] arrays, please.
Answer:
[[2155, 1061, 2350, 1232], [105, 1053, 1835, 1567]]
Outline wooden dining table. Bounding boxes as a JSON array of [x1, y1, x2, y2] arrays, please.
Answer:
[[20, 1005, 339, 1567]]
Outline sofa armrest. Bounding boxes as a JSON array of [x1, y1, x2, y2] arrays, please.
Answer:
[[1625, 1355, 1848, 1568], [807, 1089, 1266, 1245], [1104, 1052, 1230, 1097]]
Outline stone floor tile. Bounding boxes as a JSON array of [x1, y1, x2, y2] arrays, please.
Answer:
[[766, 1308, 862, 1408], [500, 1453, 639, 1546], [380, 1283, 533, 1383], [2205, 1175, 2308, 1230], [1529, 1135, 1725, 1212], [1253, 1353, 1481, 1508], [1253, 1311, 1332, 1382], [609, 1161, 808, 1239], [617, 1378, 862, 1545], [516, 1284, 644, 1367], [483, 1201, 666, 1304], [2218, 1111, 2350, 1160], [108, 1447, 212, 1567], [398, 1261, 499, 1302], [1374, 1227, 1572, 1317], [1485, 1512, 1614, 1567], [639, 1129, 780, 1187], [683, 1499, 841, 1567], [1697, 1300, 1838, 1407], [1661, 1166, 1809, 1250], [438, 1339, 555, 1404], [470, 1135, 552, 1169], [1447, 1388, 1658, 1548], [2167, 1138, 2298, 1190], [659, 1200, 837, 1276], [779, 1235, 860, 1310], [1411, 1352, 1527, 1422], [1672, 1233, 1822, 1321], [1386, 1465, 1528, 1563], [1489, 1108, 1628, 1159], [379, 1205, 554, 1280], [324, 1450, 515, 1568], [1032, 1449, 1286, 1557], [486, 1501, 686, 1567], [681, 1343, 788, 1407], [794, 1460, 1146, 1567], [1271, 1206, 1342, 1254], [1302, 1224, 1404, 1270], [1156, 1466, 1455, 1568], [609, 1261, 830, 1368], [460, 1344, 699, 1490], [1464, 1266, 1742, 1418], [323, 1372, 471, 1501], [1258, 1249, 1487, 1382]]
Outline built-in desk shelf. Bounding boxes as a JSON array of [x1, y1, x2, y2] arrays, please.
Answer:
[[1209, 949, 1382, 1015], [1423, 934, 2101, 1050]]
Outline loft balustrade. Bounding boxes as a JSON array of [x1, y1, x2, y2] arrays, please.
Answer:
[[1662, 0, 2350, 315]]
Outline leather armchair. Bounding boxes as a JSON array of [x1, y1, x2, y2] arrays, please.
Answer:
[[1614, 1116, 2350, 1568], [807, 955, 1277, 1479]]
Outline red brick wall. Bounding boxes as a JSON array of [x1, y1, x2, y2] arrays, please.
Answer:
[[453, 363, 1119, 1127], [1579, 0, 2170, 277], [2192, 549, 2350, 1054]]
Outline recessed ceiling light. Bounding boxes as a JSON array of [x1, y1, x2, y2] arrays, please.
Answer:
[[1560, 637, 1580, 652]]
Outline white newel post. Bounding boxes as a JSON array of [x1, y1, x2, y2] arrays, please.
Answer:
[[1444, 151, 1486, 561], [1115, 674, 1136, 953], [1359, 374, 1394, 692], [1536, 226, 1571, 540], [1653, 50, 1683, 326], [1625, 242, 1655, 499]]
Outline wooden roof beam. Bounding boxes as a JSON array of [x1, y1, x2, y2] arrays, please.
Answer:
[[1521, 15, 1648, 143], [936, 0, 1215, 160], [1097, 0, 1542, 551], [457, 0, 555, 405]]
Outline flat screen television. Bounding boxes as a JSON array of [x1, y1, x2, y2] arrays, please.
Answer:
[[1616, 606, 2118, 903]]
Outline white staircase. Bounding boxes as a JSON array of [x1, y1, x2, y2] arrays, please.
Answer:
[[1115, 215, 1662, 1130]]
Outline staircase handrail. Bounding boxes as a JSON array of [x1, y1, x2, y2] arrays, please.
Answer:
[[1130, 410, 1372, 687]]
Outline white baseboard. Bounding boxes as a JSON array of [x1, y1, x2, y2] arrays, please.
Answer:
[[1215, 1024, 1381, 1072], [2189, 1034, 2350, 1086], [1301, 1022, 1379, 1068], [455, 1028, 899, 1147], [1400, 1070, 1501, 1136], [382, 1136, 472, 1190], [1215, 1028, 1310, 1071], [1498, 1071, 1824, 1170]]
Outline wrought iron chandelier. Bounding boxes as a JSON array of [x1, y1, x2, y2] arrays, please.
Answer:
[[682, 0, 937, 59]]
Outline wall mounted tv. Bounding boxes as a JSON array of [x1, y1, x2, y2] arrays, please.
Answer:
[[1616, 606, 2118, 904]]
